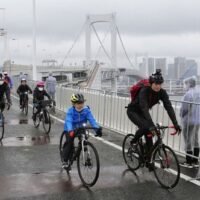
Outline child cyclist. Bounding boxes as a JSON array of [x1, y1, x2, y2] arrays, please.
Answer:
[[17, 78, 32, 108], [62, 93, 102, 170]]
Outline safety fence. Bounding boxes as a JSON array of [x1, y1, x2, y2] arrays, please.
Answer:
[[12, 78, 200, 161]]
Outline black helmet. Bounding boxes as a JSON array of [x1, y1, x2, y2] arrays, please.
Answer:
[[71, 93, 85, 104], [149, 69, 164, 84]]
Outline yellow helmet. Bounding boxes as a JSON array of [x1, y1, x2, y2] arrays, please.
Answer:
[[71, 93, 85, 103]]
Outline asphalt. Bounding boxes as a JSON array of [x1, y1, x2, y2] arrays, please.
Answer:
[[0, 96, 200, 200]]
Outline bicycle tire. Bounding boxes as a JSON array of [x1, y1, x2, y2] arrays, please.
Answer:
[[0, 113, 4, 141], [59, 131, 67, 163], [77, 141, 100, 187], [152, 145, 180, 189], [25, 100, 28, 115], [122, 134, 140, 170], [42, 110, 51, 134]]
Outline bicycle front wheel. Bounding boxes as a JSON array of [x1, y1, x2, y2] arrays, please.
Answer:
[[59, 131, 66, 163], [122, 134, 140, 170], [42, 111, 51, 134], [25, 100, 28, 116], [152, 145, 180, 189], [0, 114, 4, 141], [77, 141, 100, 187]]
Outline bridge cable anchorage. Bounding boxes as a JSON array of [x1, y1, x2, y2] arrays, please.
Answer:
[[94, 24, 112, 60], [91, 24, 112, 62], [60, 21, 87, 66], [115, 25, 135, 68]]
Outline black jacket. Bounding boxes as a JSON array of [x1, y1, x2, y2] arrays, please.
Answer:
[[0, 82, 11, 103], [33, 87, 50, 103], [17, 84, 32, 94], [128, 87, 178, 126]]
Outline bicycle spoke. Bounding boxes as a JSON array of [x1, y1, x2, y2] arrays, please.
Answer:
[[153, 145, 180, 189]]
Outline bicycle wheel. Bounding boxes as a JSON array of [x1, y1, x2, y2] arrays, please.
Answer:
[[33, 114, 40, 128], [25, 100, 28, 115], [59, 131, 66, 163], [42, 110, 51, 134], [122, 134, 140, 170], [0, 113, 4, 141], [152, 145, 180, 189], [77, 141, 100, 187]]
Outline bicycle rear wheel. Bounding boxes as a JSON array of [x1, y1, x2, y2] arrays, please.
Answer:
[[122, 134, 140, 170], [0, 113, 4, 141], [42, 111, 51, 134], [77, 141, 100, 187], [152, 145, 180, 189]]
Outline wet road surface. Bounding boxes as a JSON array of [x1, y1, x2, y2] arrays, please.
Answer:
[[0, 97, 200, 200]]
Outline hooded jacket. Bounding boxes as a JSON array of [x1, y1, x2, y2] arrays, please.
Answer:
[[64, 106, 99, 132]]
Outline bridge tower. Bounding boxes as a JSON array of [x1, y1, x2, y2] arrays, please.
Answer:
[[85, 13, 117, 69], [85, 13, 117, 92]]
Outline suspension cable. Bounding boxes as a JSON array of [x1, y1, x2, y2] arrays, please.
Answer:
[[91, 24, 111, 62], [94, 25, 111, 59], [60, 21, 86, 66], [115, 25, 135, 68]]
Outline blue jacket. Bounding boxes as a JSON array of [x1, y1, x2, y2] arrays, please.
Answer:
[[64, 106, 99, 132]]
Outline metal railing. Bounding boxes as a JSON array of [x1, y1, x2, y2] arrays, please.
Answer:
[[12, 78, 200, 161]]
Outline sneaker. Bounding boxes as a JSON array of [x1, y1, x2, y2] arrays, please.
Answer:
[[62, 162, 71, 171], [130, 140, 138, 152], [179, 162, 193, 168]]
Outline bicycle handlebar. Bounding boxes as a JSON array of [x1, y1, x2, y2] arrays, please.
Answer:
[[147, 124, 178, 137]]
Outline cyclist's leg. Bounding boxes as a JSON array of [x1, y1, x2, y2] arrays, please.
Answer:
[[19, 94, 23, 107], [63, 133, 74, 163], [127, 109, 149, 143], [32, 105, 41, 120]]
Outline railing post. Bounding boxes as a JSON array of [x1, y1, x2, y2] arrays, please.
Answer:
[[102, 90, 106, 127]]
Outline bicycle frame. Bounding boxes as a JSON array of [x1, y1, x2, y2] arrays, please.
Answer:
[[139, 127, 172, 164]]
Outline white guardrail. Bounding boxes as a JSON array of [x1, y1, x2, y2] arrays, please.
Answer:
[[12, 78, 200, 159]]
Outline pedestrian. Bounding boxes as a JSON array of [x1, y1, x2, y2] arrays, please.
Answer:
[[180, 77, 200, 168], [45, 72, 56, 101]]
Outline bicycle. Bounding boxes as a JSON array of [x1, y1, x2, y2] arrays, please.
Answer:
[[122, 124, 180, 189], [20, 91, 29, 115], [0, 103, 10, 141], [33, 100, 53, 134], [59, 126, 100, 187]]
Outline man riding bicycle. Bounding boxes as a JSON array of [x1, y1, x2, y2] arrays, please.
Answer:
[[127, 69, 181, 170], [62, 93, 102, 170], [32, 81, 51, 123], [0, 75, 11, 112], [17, 78, 32, 108]]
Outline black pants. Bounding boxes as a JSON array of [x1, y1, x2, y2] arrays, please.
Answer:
[[19, 93, 28, 106], [127, 108, 153, 157], [0, 101, 5, 112], [33, 104, 48, 121], [63, 134, 74, 162]]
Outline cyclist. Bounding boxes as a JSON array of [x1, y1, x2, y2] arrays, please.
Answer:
[[62, 93, 102, 170], [32, 81, 51, 123], [17, 78, 32, 108], [0, 75, 11, 111], [127, 69, 181, 170]]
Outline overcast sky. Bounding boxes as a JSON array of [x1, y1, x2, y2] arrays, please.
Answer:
[[1, 0, 200, 67]]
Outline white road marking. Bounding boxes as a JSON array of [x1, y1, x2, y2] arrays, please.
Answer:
[[11, 94, 200, 187]]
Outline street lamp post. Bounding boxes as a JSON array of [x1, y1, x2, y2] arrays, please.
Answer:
[[32, 0, 37, 80]]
